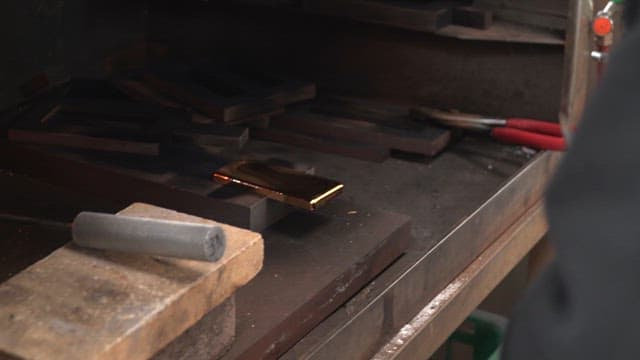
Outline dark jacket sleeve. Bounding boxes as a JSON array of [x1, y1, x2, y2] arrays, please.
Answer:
[[503, 3, 640, 359]]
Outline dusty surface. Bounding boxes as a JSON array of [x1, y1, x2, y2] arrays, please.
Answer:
[[0, 203, 263, 360]]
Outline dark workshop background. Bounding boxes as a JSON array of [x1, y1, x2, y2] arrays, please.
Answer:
[[2, 0, 565, 122]]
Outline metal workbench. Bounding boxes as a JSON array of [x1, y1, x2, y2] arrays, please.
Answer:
[[244, 137, 560, 359], [0, 136, 559, 360], [1, 0, 582, 357]]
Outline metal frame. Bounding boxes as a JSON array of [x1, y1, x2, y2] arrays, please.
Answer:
[[560, 0, 595, 137]]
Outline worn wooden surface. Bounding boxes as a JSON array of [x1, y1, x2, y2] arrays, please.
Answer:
[[0, 203, 263, 360], [221, 199, 411, 359], [153, 296, 236, 360], [270, 110, 450, 156]]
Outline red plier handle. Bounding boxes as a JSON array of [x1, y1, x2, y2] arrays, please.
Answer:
[[505, 118, 563, 137], [492, 127, 566, 151]]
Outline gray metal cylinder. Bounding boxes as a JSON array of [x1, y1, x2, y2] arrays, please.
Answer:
[[72, 212, 226, 262]]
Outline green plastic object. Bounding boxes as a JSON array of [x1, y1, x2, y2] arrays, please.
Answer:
[[445, 310, 508, 360], [612, 0, 624, 4]]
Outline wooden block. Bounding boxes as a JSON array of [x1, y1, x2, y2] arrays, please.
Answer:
[[225, 108, 284, 128], [303, 0, 453, 32], [153, 296, 236, 360], [64, 79, 248, 149], [473, 0, 566, 30], [473, 0, 568, 17], [8, 128, 161, 156], [191, 66, 317, 111], [144, 72, 316, 123], [112, 78, 184, 109], [299, 97, 451, 156], [59, 98, 189, 123], [172, 125, 249, 149], [0, 203, 264, 360], [251, 127, 389, 162], [262, 81, 316, 110], [8, 100, 166, 156], [453, 6, 493, 29], [309, 96, 410, 123], [220, 200, 411, 359], [143, 74, 232, 121], [270, 110, 451, 156], [114, 78, 278, 128], [52, 99, 186, 147]]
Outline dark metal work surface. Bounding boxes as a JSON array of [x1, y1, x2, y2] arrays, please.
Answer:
[[0, 134, 555, 359], [374, 201, 548, 359], [282, 148, 559, 359], [223, 200, 411, 360], [249, 136, 537, 252]]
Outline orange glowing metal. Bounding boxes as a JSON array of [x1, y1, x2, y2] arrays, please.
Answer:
[[213, 160, 343, 211]]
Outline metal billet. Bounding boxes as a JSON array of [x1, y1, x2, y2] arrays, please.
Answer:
[[213, 160, 344, 211], [72, 212, 226, 262]]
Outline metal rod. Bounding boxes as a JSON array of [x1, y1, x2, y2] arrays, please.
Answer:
[[72, 212, 226, 262]]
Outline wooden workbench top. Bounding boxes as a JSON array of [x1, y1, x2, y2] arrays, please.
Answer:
[[0, 203, 263, 360]]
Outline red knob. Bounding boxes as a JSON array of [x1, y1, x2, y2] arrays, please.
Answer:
[[593, 16, 613, 37]]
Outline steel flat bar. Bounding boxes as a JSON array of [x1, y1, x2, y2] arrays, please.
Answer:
[[373, 202, 547, 359]]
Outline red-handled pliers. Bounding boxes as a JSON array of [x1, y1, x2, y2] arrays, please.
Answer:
[[411, 107, 566, 151]]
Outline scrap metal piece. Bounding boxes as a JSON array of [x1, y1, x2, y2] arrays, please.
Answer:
[[213, 160, 344, 211]]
